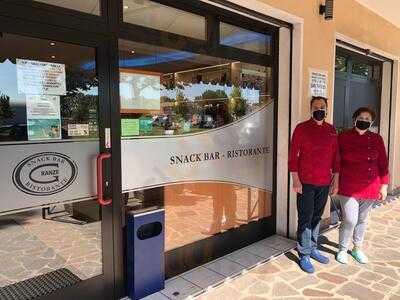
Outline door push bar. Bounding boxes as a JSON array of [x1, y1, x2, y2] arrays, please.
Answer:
[[96, 152, 112, 206]]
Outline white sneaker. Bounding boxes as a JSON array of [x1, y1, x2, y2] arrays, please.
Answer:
[[336, 250, 348, 264]]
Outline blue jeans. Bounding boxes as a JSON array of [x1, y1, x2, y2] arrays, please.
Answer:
[[297, 184, 330, 256]]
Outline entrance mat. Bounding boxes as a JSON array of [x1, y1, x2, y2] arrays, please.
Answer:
[[0, 268, 81, 300]]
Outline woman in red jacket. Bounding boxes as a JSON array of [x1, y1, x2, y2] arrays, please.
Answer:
[[336, 107, 389, 264]]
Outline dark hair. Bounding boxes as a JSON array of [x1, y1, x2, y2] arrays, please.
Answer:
[[310, 96, 328, 107], [352, 107, 376, 121]]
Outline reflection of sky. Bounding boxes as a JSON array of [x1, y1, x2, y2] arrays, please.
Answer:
[[82, 32, 270, 70], [0, 59, 24, 104]]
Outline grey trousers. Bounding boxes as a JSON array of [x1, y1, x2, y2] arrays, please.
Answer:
[[338, 195, 374, 251]]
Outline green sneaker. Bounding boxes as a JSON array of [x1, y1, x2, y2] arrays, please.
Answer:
[[336, 250, 348, 264], [351, 249, 368, 264]]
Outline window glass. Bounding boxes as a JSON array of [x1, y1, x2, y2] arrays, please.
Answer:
[[119, 40, 273, 137], [220, 22, 271, 55], [335, 55, 347, 72], [352, 62, 371, 77], [123, 0, 206, 40], [119, 39, 274, 254], [33, 0, 100, 15], [0, 33, 98, 143]]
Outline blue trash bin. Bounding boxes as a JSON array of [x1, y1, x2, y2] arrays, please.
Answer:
[[127, 208, 165, 300]]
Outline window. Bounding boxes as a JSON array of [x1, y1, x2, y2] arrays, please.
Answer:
[[118, 39, 273, 137], [352, 62, 371, 77], [220, 22, 271, 55], [122, 0, 206, 40], [33, 0, 101, 15], [119, 39, 274, 252], [0, 33, 98, 143], [335, 55, 347, 72]]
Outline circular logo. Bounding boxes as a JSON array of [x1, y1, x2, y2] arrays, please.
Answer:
[[12, 152, 78, 196]]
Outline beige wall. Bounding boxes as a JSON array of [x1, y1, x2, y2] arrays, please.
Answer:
[[258, 0, 400, 189]]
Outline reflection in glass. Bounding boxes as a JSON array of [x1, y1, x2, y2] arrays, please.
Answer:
[[123, 0, 206, 40], [0, 33, 98, 143], [220, 22, 271, 55], [119, 40, 273, 137], [164, 182, 272, 251], [33, 0, 100, 15], [0, 201, 102, 288]]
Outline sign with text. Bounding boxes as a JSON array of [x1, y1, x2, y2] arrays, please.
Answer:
[[309, 68, 328, 98], [26, 95, 61, 141], [17, 59, 66, 95], [121, 103, 274, 192]]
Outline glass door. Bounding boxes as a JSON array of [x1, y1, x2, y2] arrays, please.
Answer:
[[0, 30, 115, 299]]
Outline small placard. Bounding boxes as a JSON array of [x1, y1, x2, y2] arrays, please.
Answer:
[[68, 124, 90, 137], [122, 119, 139, 136]]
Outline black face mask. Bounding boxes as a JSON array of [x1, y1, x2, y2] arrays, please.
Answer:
[[312, 109, 326, 121], [355, 120, 371, 131]]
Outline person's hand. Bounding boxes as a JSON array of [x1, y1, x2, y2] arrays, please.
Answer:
[[330, 175, 339, 196], [379, 185, 388, 201], [293, 177, 303, 194]]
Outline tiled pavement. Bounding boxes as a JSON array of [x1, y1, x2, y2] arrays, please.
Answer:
[[0, 207, 102, 288], [195, 196, 400, 300], [147, 195, 400, 300]]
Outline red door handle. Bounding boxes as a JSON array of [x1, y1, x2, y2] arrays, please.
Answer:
[[96, 152, 112, 206]]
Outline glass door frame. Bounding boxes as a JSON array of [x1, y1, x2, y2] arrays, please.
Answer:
[[0, 13, 124, 300]]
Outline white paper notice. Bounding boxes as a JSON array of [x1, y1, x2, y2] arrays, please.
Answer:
[[309, 69, 328, 98], [17, 59, 66, 95], [26, 95, 62, 140], [68, 124, 90, 137]]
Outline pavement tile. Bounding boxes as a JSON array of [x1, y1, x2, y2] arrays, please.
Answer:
[[303, 288, 334, 297], [338, 282, 385, 300], [271, 281, 300, 297], [317, 272, 348, 284]]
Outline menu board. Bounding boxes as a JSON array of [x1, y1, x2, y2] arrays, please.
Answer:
[[17, 59, 66, 96], [26, 95, 61, 140]]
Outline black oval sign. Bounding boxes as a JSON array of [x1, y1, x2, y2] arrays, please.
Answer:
[[12, 152, 78, 196]]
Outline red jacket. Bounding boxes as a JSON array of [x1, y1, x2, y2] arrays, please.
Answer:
[[338, 128, 389, 200], [289, 119, 339, 186]]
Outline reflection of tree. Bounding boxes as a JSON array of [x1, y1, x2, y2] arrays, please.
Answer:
[[229, 87, 247, 118], [173, 90, 189, 120], [61, 93, 97, 123], [0, 93, 14, 119], [127, 74, 159, 103], [196, 90, 228, 105], [61, 70, 98, 125]]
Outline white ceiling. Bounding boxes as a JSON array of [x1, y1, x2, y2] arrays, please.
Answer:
[[355, 0, 400, 28]]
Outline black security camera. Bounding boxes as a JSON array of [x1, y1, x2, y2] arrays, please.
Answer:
[[319, 0, 334, 20]]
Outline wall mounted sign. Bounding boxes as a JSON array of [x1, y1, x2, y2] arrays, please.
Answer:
[[26, 95, 61, 141], [12, 152, 78, 196], [309, 68, 328, 98], [17, 59, 66, 95]]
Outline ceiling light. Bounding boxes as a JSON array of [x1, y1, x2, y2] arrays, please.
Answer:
[[50, 42, 55, 46], [51, 55, 56, 59], [123, 5, 129, 9], [130, 50, 135, 54]]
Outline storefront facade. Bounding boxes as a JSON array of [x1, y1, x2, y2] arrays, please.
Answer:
[[0, 1, 399, 299]]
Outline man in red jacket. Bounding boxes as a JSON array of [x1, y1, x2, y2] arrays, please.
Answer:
[[288, 96, 339, 273]]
